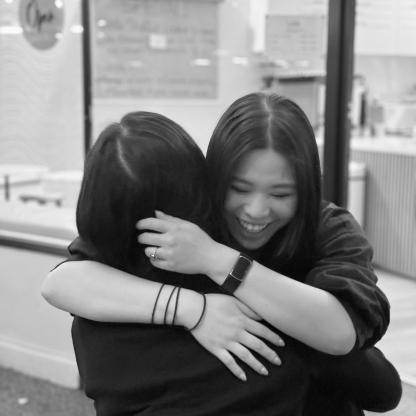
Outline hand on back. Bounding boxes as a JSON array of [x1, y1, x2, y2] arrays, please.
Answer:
[[181, 292, 284, 381], [137, 210, 218, 275]]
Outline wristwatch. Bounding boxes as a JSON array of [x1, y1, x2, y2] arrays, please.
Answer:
[[221, 253, 253, 294]]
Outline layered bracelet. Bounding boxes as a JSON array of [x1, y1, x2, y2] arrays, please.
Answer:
[[151, 284, 206, 331]]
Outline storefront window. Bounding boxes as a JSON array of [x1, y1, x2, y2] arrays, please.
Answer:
[[0, 0, 83, 252], [0, 0, 331, 253], [89, 0, 329, 151]]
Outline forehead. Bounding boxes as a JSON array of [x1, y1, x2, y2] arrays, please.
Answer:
[[233, 148, 294, 185]]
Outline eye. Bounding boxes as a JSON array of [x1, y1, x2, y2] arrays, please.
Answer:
[[230, 184, 249, 193], [270, 192, 294, 199]]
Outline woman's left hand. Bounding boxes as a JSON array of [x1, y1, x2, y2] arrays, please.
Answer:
[[137, 210, 219, 275]]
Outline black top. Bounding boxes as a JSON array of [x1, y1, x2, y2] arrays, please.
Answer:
[[68, 201, 389, 415], [69, 247, 310, 415]]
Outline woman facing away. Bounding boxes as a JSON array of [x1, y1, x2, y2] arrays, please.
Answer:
[[42, 94, 402, 415]]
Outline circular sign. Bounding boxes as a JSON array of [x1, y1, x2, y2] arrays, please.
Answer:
[[19, 0, 64, 50]]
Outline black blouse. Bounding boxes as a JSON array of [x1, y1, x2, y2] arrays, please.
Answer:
[[68, 241, 310, 416], [67, 201, 389, 415]]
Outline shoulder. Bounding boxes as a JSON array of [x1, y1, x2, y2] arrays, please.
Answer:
[[316, 201, 373, 262], [318, 201, 366, 242], [319, 200, 361, 232]]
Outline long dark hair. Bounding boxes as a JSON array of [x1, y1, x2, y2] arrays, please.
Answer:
[[76, 111, 212, 278], [206, 92, 322, 272]]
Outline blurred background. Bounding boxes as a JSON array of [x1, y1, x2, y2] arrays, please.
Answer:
[[0, 0, 415, 414]]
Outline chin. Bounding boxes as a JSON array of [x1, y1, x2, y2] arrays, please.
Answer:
[[235, 235, 270, 251]]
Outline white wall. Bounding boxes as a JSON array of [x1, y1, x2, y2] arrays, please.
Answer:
[[0, 245, 78, 388]]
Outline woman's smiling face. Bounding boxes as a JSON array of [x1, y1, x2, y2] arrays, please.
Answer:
[[224, 148, 298, 250]]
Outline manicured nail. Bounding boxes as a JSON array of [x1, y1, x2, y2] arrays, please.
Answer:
[[278, 339, 285, 347], [260, 366, 269, 376], [240, 372, 247, 381]]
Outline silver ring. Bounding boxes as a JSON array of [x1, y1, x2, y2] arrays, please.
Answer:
[[150, 247, 159, 261]]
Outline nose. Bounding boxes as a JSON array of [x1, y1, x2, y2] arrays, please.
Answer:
[[243, 193, 270, 218]]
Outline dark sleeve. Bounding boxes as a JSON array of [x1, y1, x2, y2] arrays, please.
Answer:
[[50, 236, 97, 271], [305, 346, 402, 413], [304, 203, 390, 349]]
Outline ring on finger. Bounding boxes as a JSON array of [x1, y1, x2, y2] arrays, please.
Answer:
[[150, 246, 159, 261]]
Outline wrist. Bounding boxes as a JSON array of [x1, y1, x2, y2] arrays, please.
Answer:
[[205, 244, 240, 285], [176, 289, 204, 330]]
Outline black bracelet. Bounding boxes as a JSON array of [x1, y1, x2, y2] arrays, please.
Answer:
[[221, 253, 253, 294], [172, 287, 181, 326], [151, 284, 165, 324], [163, 286, 178, 325], [188, 293, 207, 332]]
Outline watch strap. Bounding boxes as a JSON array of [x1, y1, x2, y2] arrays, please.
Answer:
[[221, 253, 253, 294]]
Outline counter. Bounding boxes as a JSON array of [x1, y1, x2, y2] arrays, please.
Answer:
[[351, 135, 416, 155], [0, 201, 76, 255]]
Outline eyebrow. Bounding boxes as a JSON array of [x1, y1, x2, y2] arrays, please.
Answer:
[[231, 177, 296, 189]]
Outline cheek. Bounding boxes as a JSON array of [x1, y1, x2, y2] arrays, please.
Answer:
[[272, 197, 297, 222], [224, 192, 241, 215]]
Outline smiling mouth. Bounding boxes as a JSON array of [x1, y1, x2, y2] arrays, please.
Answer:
[[237, 218, 269, 233]]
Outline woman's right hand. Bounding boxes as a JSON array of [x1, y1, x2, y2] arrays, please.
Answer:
[[178, 292, 284, 381]]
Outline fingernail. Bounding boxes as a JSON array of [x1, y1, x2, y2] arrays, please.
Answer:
[[278, 339, 285, 347], [240, 372, 247, 382], [273, 356, 281, 366], [260, 366, 269, 376]]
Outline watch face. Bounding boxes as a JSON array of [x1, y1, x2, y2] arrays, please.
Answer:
[[233, 255, 252, 279]]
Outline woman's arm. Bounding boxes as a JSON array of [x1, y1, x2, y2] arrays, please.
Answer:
[[42, 260, 284, 381], [43, 260, 174, 323], [137, 209, 388, 355], [163, 240, 356, 355]]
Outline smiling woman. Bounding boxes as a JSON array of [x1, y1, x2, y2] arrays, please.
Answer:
[[224, 148, 298, 251]]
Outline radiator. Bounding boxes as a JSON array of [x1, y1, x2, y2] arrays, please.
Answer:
[[351, 149, 416, 279]]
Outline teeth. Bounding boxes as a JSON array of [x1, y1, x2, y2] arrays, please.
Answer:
[[238, 219, 268, 233]]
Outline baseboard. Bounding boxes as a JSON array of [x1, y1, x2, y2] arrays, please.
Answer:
[[0, 336, 79, 389]]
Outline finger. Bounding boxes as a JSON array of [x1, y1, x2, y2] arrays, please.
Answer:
[[245, 319, 285, 348], [138, 232, 165, 246], [228, 343, 269, 376], [240, 332, 282, 366], [136, 217, 171, 232], [155, 210, 181, 223], [144, 246, 165, 261], [216, 350, 247, 382], [236, 301, 261, 320]]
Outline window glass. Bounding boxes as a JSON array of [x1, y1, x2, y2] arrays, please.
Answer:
[[0, 0, 330, 251], [352, 0, 416, 139], [0, 0, 83, 247], [90, 0, 329, 152], [350, 0, 416, 278]]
